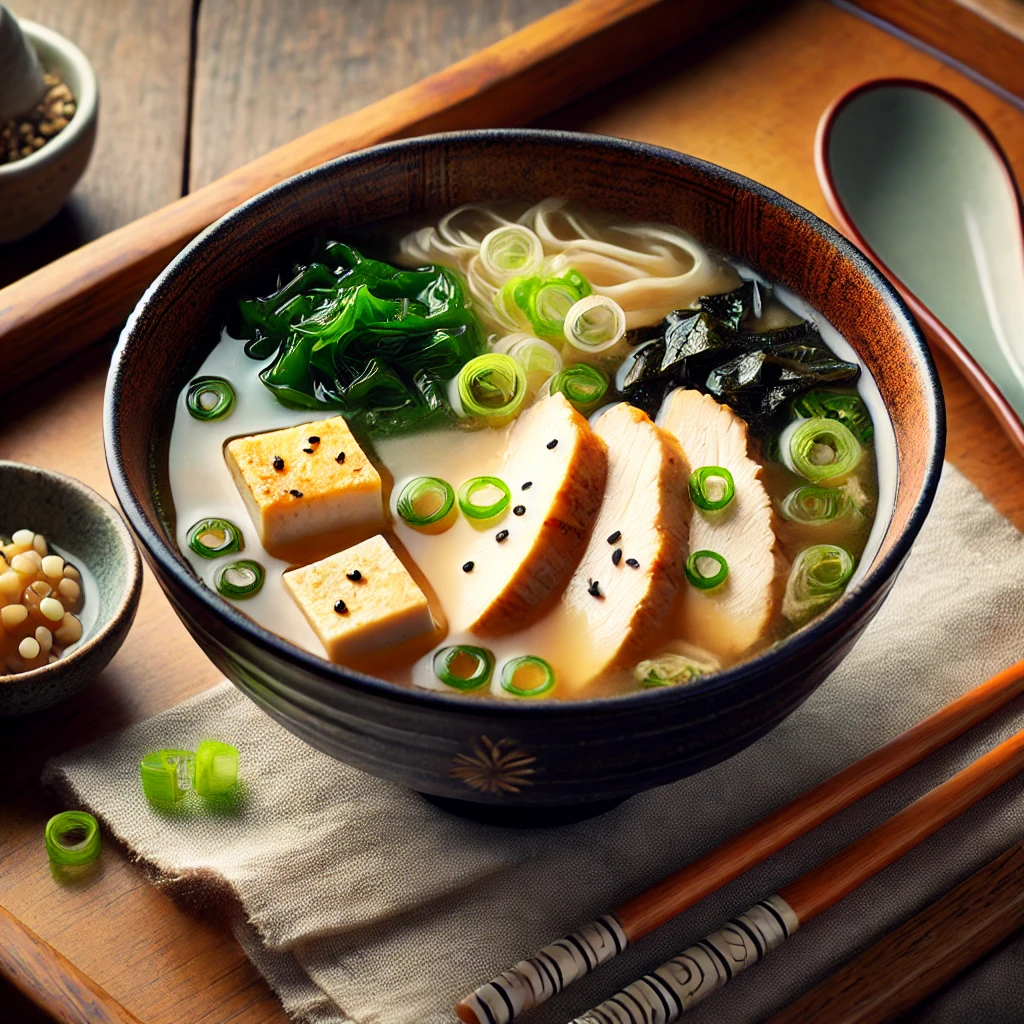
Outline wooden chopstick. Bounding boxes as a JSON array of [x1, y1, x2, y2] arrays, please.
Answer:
[[0, 0, 759, 395], [768, 841, 1024, 1024], [456, 658, 1024, 1024], [568, 727, 1024, 1023]]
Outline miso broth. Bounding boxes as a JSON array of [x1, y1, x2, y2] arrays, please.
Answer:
[[168, 200, 889, 701]]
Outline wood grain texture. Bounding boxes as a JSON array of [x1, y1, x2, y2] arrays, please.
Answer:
[[0, 0, 192, 288], [3, 3, 1024, 1023], [845, 0, 1024, 100], [0, 905, 141, 1024], [613, 659, 1024, 940], [0, 0, 757, 395], [769, 843, 1024, 1024]]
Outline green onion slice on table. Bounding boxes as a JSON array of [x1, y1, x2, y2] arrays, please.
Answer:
[[549, 363, 609, 412], [689, 466, 736, 512], [187, 518, 243, 559], [433, 645, 495, 692], [458, 476, 512, 521], [786, 417, 862, 482], [780, 485, 849, 525], [214, 559, 265, 600], [685, 550, 729, 590], [45, 811, 101, 866], [186, 376, 236, 421], [396, 476, 456, 532], [457, 353, 528, 425], [500, 655, 556, 698], [782, 543, 855, 624], [563, 294, 627, 354]]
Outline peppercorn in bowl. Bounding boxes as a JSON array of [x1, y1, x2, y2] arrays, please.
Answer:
[[0, 462, 141, 717]]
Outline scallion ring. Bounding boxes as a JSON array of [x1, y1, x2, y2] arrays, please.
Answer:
[[457, 353, 528, 425], [500, 655, 556, 698], [504, 335, 562, 392], [494, 269, 591, 339], [780, 485, 848, 525], [792, 389, 874, 442], [214, 559, 265, 599], [689, 466, 736, 512], [782, 543, 855, 625], [45, 811, 101, 866], [563, 294, 627, 353], [786, 417, 862, 482], [187, 518, 243, 559], [479, 225, 543, 280], [396, 476, 456, 533], [186, 376, 236, 421], [458, 476, 511, 521], [433, 645, 495, 692], [548, 363, 609, 412], [685, 550, 729, 590], [635, 654, 707, 688]]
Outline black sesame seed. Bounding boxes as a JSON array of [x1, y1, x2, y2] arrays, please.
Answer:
[[546, 439, 558, 449], [607, 530, 621, 544], [612, 548, 622, 566], [273, 456, 285, 471], [336, 452, 346, 464], [496, 530, 509, 543], [303, 447, 314, 454], [462, 561, 474, 573], [626, 558, 640, 569], [587, 579, 602, 598], [289, 489, 303, 498], [308, 435, 320, 444], [346, 570, 362, 582], [334, 599, 348, 614], [521, 481, 533, 490], [513, 505, 526, 516]]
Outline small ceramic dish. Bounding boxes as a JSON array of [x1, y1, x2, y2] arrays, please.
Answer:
[[0, 19, 98, 243], [0, 462, 141, 717], [816, 78, 1024, 457]]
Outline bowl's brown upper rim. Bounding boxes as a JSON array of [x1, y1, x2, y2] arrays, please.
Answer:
[[104, 129, 945, 717]]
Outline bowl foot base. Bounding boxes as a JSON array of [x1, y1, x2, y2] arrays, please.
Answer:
[[419, 792, 627, 826]]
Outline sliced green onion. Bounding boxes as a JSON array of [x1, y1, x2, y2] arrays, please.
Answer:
[[786, 417, 862, 483], [780, 485, 849, 525], [458, 476, 511, 521], [504, 335, 562, 392], [479, 225, 543, 279], [433, 645, 495, 692], [186, 376, 236, 421], [187, 518, 243, 559], [494, 269, 591, 339], [685, 549, 729, 590], [139, 748, 194, 804], [782, 543, 855, 625], [457, 353, 528, 425], [45, 811, 101, 866], [635, 653, 708, 688], [396, 476, 456, 532], [500, 655, 556, 697], [214, 559, 265, 599], [689, 466, 736, 512], [563, 294, 626, 354], [792, 389, 874, 442], [194, 739, 239, 797], [549, 363, 609, 412]]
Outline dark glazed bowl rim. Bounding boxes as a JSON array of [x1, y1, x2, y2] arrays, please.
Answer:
[[105, 128, 945, 719]]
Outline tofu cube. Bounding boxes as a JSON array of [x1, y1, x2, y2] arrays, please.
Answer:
[[225, 416, 382, 553], [283, 534, 434, 663]]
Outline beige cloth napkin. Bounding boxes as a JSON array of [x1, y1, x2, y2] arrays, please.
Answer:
[[44, 463, 1024, 1024]]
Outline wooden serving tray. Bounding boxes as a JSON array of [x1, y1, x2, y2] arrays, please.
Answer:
[[3, 2, 1024, 1022]]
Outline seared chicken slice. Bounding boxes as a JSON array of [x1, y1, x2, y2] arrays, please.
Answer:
[[561, 403, 689, 690], [460, 393, 608, 637], [658, 388, 778, 658]]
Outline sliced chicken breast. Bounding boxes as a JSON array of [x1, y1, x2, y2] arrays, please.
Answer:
[[460, 393, 608, 637], [658, 388, 778, 658], [560, 402, 689, 690]]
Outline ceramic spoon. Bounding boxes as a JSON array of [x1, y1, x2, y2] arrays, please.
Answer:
[[816, 78, 1024, 456]]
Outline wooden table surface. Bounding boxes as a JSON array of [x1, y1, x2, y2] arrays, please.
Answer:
[[2, 1, 1024, 1022]]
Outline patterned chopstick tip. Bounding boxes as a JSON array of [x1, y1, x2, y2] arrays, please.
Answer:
[[457, 914, 628, 1024], [570, 895, 799, 1024]]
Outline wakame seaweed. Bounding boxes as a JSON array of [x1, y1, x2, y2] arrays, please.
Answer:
[[619, 281, 860, 430], [233, 242, 483, 435]]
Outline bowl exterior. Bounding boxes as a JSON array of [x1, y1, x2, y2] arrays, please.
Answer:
[[106, 131, 943, 807]]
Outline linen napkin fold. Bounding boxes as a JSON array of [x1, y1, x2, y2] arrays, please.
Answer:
[[45, 463, 1024, 1024]]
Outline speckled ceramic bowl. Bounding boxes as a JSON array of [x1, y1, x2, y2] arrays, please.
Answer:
[[105, 131, 944, 819], [0, 462, 141, 717]]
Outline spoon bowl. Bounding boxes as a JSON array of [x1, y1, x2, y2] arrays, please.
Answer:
[[816, 78, 1024, 455]]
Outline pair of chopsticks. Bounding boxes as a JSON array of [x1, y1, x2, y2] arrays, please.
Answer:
[[456, 658, 1024, 1024]]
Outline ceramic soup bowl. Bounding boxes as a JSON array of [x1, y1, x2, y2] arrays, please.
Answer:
[[105, 131, 943, 819]]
